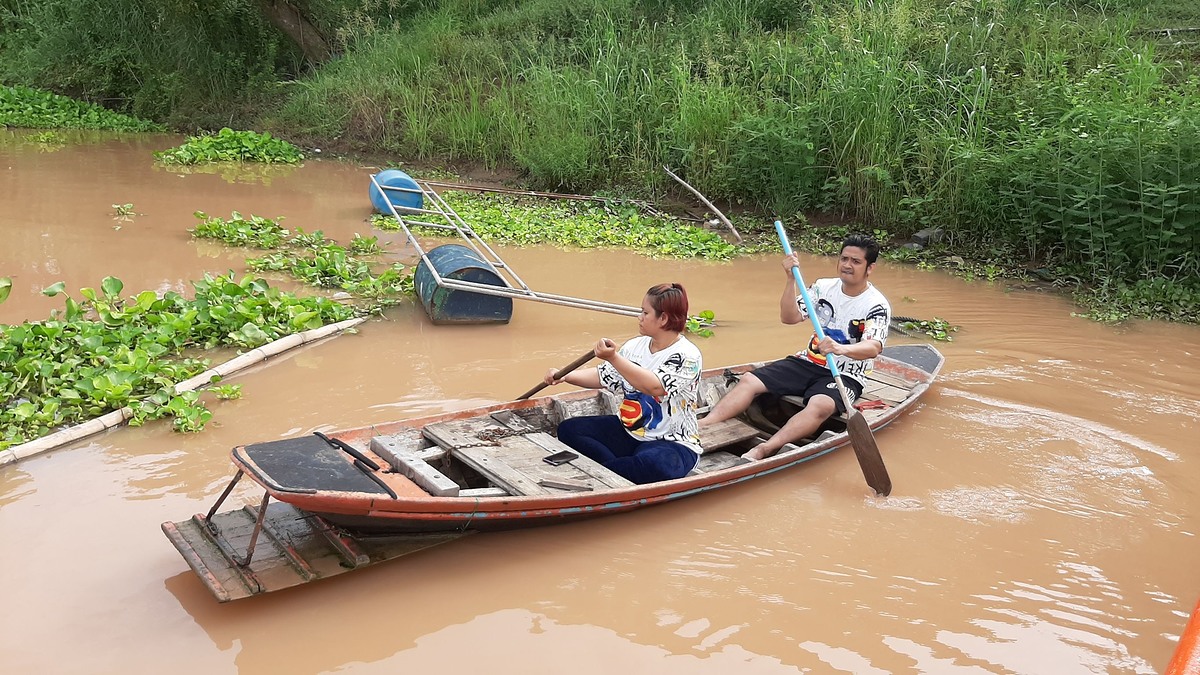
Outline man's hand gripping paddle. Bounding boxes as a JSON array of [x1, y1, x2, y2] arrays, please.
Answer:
[[774, 220, 892, 496]]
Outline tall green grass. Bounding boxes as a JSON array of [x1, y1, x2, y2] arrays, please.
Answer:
[[0, 0, 303, 124], [3, 0, 1194, 294], [271, 0, 1197, 289]]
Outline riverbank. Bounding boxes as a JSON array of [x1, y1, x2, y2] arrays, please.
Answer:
[[2, 0, 1198, 322]]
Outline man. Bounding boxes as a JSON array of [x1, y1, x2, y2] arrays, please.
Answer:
[[699, 233, 891, 459]]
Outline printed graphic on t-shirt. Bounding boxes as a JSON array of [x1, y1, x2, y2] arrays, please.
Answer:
[[803, 303, 888, 379], [796, 279, 891, 384], [619, 392, 664, 433]]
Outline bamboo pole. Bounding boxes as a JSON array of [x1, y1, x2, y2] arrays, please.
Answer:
[[0, 317, 367, 467], [663, 166, 744, 245]]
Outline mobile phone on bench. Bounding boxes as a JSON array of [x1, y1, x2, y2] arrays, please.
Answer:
[[543, 449, 578, 466]]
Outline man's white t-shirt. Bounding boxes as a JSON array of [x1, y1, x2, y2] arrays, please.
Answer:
[[795, 278, 891, 386]]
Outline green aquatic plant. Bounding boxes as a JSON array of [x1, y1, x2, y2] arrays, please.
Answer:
[[191, 211, 288, 248], [1073, 278, 1200, 324], [289, 228, 330, 249], [0, 85, 164, 132], [349, 234, 382, 255], [0, 273, 356, 449], [687, 310, 717, 338], [209, 383, 243, 400], [30, 130, 64, 145], [154, 128, 303, 165], [892, 316, 958, 342], [189, 214, 413, 311], [372, 192, 739, 261], [247, 243, 413, 309]]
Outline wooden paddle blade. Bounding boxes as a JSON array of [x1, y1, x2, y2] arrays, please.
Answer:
[[845, 412, 891, 496]]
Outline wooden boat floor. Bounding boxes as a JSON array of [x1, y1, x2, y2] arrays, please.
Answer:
[[162, 502, 469, 602], [452, 432, 634, 495], [438, 415, 760, 496]]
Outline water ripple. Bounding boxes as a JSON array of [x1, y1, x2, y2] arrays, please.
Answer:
[[940, 388, 1177, 461]]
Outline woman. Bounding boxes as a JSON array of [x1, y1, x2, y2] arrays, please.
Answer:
[[543, 283, 703, 484]]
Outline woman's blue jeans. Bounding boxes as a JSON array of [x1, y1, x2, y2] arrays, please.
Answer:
[[556, 415, 698, 485]]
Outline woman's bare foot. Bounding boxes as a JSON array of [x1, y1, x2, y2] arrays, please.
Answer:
[[741, 443, 777, 461]]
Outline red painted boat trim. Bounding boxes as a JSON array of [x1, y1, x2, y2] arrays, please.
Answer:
[[230, 348, 944, 531]]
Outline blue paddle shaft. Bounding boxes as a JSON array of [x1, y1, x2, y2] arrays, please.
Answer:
[[773, 220, 842, 379]]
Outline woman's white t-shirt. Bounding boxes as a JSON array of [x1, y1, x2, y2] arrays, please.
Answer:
[[597, 335, 703, 454]]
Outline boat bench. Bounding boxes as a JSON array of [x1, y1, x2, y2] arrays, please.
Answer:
[[698, 417, 762, 452], [449, 432, 635, 496], [374, 393, 770, 497], [371, 434, 461, 497], [776, 370, 915, 422]]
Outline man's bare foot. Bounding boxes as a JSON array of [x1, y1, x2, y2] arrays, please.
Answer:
[[741, 443, 777, 461]]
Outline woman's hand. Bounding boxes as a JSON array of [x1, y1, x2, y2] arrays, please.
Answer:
[[546, 365, 601, 390], [595, 337, 618, 361]]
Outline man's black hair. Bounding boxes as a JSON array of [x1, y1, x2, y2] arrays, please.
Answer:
[[842, 233, 880, 265]]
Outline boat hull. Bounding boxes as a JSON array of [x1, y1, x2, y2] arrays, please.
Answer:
[[230, 344, 943, 533], [164, 344, 944, 601]]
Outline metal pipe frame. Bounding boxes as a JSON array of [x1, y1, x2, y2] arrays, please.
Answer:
[[370, 175, 640, 317]]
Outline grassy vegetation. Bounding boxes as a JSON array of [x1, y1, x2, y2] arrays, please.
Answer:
[[1, 0, 1196, 323], [268, 0, 1197, 323], [0, 84, 162, 131], [0, 0, 305, 127]]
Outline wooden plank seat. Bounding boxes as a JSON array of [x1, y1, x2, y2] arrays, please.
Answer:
[[552, 390, 619, 423], [775, 370, 915, 422], [370, 435, 460, 497], [451, 433, 634, 496], [370, 410, 557, 498], [683, 418, 760, 476], [780, 394, 894, 423], [404, 394, 770, 495], [698, 417, 762, 453], [694, 452, 749, 473], [863, 370, 918, 390]]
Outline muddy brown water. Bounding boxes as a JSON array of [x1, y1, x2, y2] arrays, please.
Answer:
[[1, 129, 1198, 675]]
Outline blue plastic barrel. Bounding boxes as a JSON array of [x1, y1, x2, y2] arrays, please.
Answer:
[[414, 244, 513, 325], [369, 169, 423, 214]]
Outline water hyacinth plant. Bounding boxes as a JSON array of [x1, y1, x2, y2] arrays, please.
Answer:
[[0, 273, 356, 449], [155, 127, 303, 165], [0, 85, 164, 132]]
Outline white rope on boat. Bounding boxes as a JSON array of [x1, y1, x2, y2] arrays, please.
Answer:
[[0, 316, 366, 467]]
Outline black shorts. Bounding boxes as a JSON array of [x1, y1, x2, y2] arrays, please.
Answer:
[[749, 356, 864, 414]]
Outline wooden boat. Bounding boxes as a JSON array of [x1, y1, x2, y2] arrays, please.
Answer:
[[163, 343, 943, 601]]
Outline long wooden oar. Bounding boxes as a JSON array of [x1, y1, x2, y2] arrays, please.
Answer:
[[774, 221, 892, 496], [517, 349, 597, 400]]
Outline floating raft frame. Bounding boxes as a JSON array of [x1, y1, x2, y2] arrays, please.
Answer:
[[162, 483, 470, 602], [371, 171, 640, 322]]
